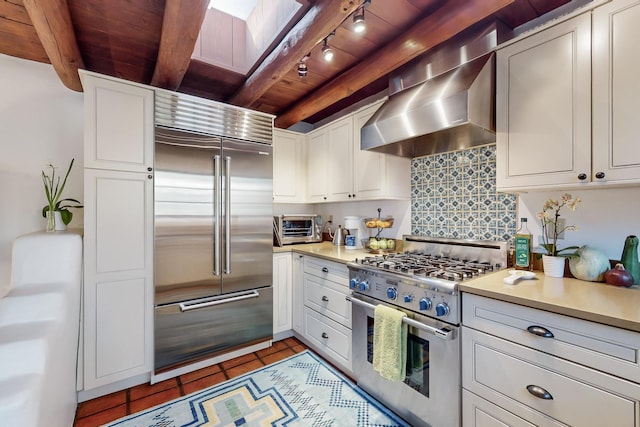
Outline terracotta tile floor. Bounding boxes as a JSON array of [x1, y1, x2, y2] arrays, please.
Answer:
[[74, 337, 308, 427]]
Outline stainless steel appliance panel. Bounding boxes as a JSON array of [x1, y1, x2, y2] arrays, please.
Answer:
[[155, 287, 273, 372], [153, 127, 273, 372], [351, 294, 460, 427], [154, 134, 221, 305], [221, 138, 273, 295]]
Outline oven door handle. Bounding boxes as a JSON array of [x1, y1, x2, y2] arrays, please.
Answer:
[[346, 295, 454, 341]]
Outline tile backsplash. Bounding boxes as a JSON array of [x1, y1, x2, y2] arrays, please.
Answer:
[[411, 144, 517, 241]]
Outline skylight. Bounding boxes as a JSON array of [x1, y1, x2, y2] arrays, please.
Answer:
[[208, 0, 258, 20]]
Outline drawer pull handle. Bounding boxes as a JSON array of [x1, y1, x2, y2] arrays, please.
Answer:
[[321, 332, 329, 339], [527, 325, 554, 338], [321, 296, 329, 302], [322, 267, 329, 273], [526, 384, 553, 400]]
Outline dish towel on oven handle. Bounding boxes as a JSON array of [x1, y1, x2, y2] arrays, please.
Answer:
[[372, 304, 407, 382]]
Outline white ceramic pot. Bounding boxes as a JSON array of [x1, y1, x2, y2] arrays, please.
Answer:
[[542, 255, 565, 278]]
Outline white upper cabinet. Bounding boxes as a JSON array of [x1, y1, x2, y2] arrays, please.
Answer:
[[496, 13, 592, 191], [353, 102, 410, 200], [592, 0, 640, 183], [82, 73, 154, 173], [307, 126, 330, 203], [497, 0, 640, 191], [328, 116, 355, 201], [273, 129, 307, 203], [305, 102, 410, 203]]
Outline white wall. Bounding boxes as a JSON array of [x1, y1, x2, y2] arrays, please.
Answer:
[[517, 188, 640, 260], [0, 54, 84, 290]]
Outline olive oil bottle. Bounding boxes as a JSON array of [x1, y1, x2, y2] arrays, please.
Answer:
[[514, 217, 532, 270]]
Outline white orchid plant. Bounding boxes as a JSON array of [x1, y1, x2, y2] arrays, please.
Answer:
[[536, 193, 581, 257]]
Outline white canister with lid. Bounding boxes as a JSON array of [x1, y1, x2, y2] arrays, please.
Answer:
[[344, 216, 365, 249]]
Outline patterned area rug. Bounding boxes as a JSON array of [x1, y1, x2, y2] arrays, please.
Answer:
[[105, 350, 409, 427]]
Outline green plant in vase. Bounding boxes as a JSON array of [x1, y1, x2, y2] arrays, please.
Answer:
[[42, 159, 83, 231]]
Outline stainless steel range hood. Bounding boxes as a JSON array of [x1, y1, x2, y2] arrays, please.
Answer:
[[361, 23, 501, 158]]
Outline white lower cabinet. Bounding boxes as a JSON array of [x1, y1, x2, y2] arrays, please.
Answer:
[[462, 293, 640, 426], [83, 168, 154, 389], [272, 252, 293, 338], [298, 255, 352, 373], [291, 253, 304, 335]]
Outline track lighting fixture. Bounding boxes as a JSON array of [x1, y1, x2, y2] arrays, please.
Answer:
[[297, 62, 308, 77], [297, 52, 311, 77], [353, 7, 365, 33], [322, 38, 334, 62]]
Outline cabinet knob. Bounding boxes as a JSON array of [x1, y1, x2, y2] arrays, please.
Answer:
[[526, 385, 553, 400], [321, 267, 329, 273], [147, 174, 153, 179], [577, 173, 587, 180], [323, 196, 327, 200], [321, 295, 329, 302], [352, 194, 355, 198], [595, 171, 606, 179], [348, 194, 352, 198], [321, 332, 329, 339], [147, 167, 153, 172]]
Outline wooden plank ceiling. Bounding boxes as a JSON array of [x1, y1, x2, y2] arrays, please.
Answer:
[[0, 0, 572, 128]]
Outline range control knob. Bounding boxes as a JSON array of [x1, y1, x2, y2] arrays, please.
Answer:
[[403, 294, 413, 303], [349, 278, 359, 289], [435, 302, 450, 317], [358, 281, 370, 292], [386, 287, 398, 300], [419, 298, 432, 311]]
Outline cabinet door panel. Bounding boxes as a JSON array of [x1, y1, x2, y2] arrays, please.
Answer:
[[273, 130, 306, 202], [83, 74, 154, 172], [95, 174, 148, 273], [273, 253, 292, 334], [307, 129, 329, 202], [328, 117, 354, 200], [496, 14, 591, 190], [593, 0, 640, 181], [96, 278, 147, 377]]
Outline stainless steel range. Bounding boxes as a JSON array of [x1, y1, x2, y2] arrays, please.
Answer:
[[347, 235, 506, 427]]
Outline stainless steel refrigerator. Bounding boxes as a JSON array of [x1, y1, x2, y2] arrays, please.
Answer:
[[153, 126, 273, 373]]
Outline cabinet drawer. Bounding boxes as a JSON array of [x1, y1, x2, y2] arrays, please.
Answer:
[[463, 328, 640, 427], [463, 390, 556, 427], [304, 307, 351, 372], [303, 256, 348, 284], [303, 273, 351, 328], [463, 293, 640, 384]]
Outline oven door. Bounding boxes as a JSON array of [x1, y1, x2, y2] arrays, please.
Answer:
[[349, 293, 460, 427]]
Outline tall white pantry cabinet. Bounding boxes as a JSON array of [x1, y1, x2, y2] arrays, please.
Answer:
[[80, 71, 155, 390]]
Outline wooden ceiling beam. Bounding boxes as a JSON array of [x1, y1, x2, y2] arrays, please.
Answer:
[[22, 0, 84, 91], [228, 0, 361, 108], [151, 0, 209, 90], [275, 0, 514, 128]]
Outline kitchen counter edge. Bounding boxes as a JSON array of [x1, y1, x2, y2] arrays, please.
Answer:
[[273, 242, 370, 263], [273, 244, 640, 333], [460, 271, 640, 333]]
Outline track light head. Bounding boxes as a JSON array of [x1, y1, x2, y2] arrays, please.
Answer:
[[322, 38, 334, 62], [353, 7, 365, 33], [297, 62, 308, 77]]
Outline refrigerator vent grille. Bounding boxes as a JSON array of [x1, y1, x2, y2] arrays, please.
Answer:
[[155, 89, 274, 144]]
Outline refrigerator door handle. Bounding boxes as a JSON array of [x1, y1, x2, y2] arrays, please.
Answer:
[[213, 154, 221, 276], [178, 290, 260, 312], [224, 155, 231, 274]]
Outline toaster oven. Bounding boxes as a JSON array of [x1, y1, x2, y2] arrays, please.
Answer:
[[273, 214, 322, 246]]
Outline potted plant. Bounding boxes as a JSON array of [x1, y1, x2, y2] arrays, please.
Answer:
[[42, 159, 83, 231], [536, 193, 581, 277]]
